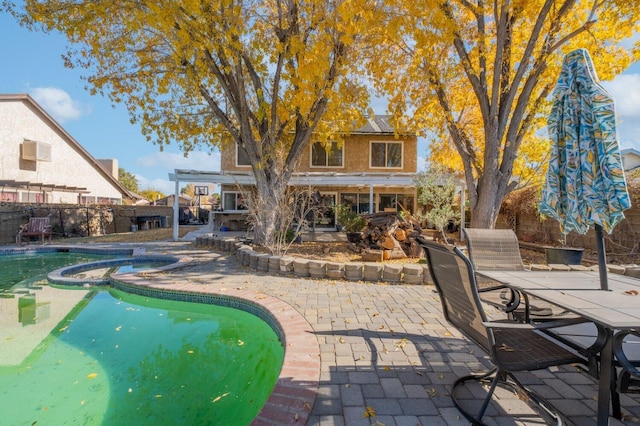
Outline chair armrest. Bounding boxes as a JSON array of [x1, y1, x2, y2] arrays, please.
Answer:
[[483, 318, 588, 331]]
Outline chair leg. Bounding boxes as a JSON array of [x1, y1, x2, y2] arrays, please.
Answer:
[[451, 367, 498, 425], [451, 368, 567, 426]]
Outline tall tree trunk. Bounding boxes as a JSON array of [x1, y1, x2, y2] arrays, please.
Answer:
[[250, 169, 286, 246]]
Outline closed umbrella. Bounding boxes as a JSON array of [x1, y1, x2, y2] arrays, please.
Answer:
[[539, 48, 631, 290]]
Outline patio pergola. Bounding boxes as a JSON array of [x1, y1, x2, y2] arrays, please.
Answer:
[[168, 169, 466, 241]]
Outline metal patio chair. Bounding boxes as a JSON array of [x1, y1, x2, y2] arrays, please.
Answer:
[[463, 228, 606, 375], [614, 330, 640, 395], [418, 237, 586, 425]]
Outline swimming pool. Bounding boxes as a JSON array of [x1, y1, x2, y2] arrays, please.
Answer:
[[0, 248, 285, 425]]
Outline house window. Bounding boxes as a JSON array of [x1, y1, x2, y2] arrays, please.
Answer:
[[379, 193, 413, 212], [80, 195, 96, 205], [340, 193, 371, 214], [370, 141, 402, 168], [0, 191, 18, 202], [311, 142, 343, 167], [222, 192, 248, 211], [236, 143, 251, 167], [21, 192, 44, 203]]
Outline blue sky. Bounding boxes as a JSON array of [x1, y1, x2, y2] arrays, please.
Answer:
[[1, 11, 639, 195]]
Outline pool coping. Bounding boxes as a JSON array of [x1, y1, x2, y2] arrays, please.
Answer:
[[113, 273, 320, 425], [47, 254, 192, 286]]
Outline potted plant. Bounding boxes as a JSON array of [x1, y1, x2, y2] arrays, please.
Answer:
[[335, 204, 366, 243]]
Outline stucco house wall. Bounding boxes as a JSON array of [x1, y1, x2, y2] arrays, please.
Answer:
[[0, 94, 128, 204]]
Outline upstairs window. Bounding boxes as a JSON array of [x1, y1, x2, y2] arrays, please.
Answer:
[[370, 141, 402, 168], [311, 142, 343, 167], [236, 143, 251, 167]]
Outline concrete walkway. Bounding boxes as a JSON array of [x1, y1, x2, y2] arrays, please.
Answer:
[[127, 238, 640, 426]]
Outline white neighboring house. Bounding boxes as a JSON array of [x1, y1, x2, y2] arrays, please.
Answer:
[[0, 94, 131, 204], [621, 148, 640, 172]]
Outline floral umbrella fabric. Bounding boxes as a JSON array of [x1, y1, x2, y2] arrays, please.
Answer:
[[539, 48, 630, 236]]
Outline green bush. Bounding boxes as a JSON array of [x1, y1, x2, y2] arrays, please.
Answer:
[[335, 204, 366, 233]]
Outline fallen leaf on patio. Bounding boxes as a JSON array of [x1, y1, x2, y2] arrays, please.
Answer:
[[363, 406, 376, 418], [624, 290, 639, 296], [394, 338, 407, 350], [303, 401, 312, 411], [383, 366, 391, 371], [339, 337, 346, 344], [426, 387, 438, 397], [498, 343, 514, 352]]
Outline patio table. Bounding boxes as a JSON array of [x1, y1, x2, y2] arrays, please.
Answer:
[[477, 270, 640, 425]]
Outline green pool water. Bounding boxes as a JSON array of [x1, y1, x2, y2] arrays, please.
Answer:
[[0, 252, 284, 425]]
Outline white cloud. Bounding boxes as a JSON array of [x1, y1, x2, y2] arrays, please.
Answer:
[[136, 150, 220, 171], [29, 87, 88, 123], [135, 175, 176, 195], [602, 74, 640, 118]]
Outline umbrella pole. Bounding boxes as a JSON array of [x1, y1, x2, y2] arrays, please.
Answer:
[[595, 224, 609, 291]]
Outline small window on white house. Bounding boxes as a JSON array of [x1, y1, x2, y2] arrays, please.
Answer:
[[370, 141, 403, 168], [311, 142, 343, 167], [236, 143, 251, 167]]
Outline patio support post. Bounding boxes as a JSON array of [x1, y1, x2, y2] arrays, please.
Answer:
[[173, 178, 180, 241], [369, 183, 374, 213]]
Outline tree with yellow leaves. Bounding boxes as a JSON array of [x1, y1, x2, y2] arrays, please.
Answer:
[[6, 0, 376, 244], [369, 0, 640, 228]]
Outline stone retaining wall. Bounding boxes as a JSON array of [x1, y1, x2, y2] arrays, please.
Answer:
[[194, 234, 637, 283], [195, 234, 434, 285]]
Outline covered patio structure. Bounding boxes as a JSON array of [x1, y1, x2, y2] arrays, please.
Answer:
[[168, 169, 466, 241]]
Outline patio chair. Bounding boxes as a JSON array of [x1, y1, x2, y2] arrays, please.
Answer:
[[463, 228, 606, 375], [614, 330, 640, 395], [17, 215, 52, 245], [417, 236, 586, 425], [464, 228, 583, 321], [462, 228, 523, 314]]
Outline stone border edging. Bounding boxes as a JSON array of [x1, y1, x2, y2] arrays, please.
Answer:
[[195, 234, 634, 281], [195, 235, 434, 285]]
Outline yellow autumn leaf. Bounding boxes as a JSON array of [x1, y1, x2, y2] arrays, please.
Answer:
[[86, 373, 98, 379], [363, 406, 376, 418], [211, 392, 230, 403]]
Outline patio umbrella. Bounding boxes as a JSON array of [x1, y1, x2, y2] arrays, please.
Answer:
[[539, 48, 631, 290]]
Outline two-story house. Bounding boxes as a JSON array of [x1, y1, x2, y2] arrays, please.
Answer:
[[170, 115, 418, 231]]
